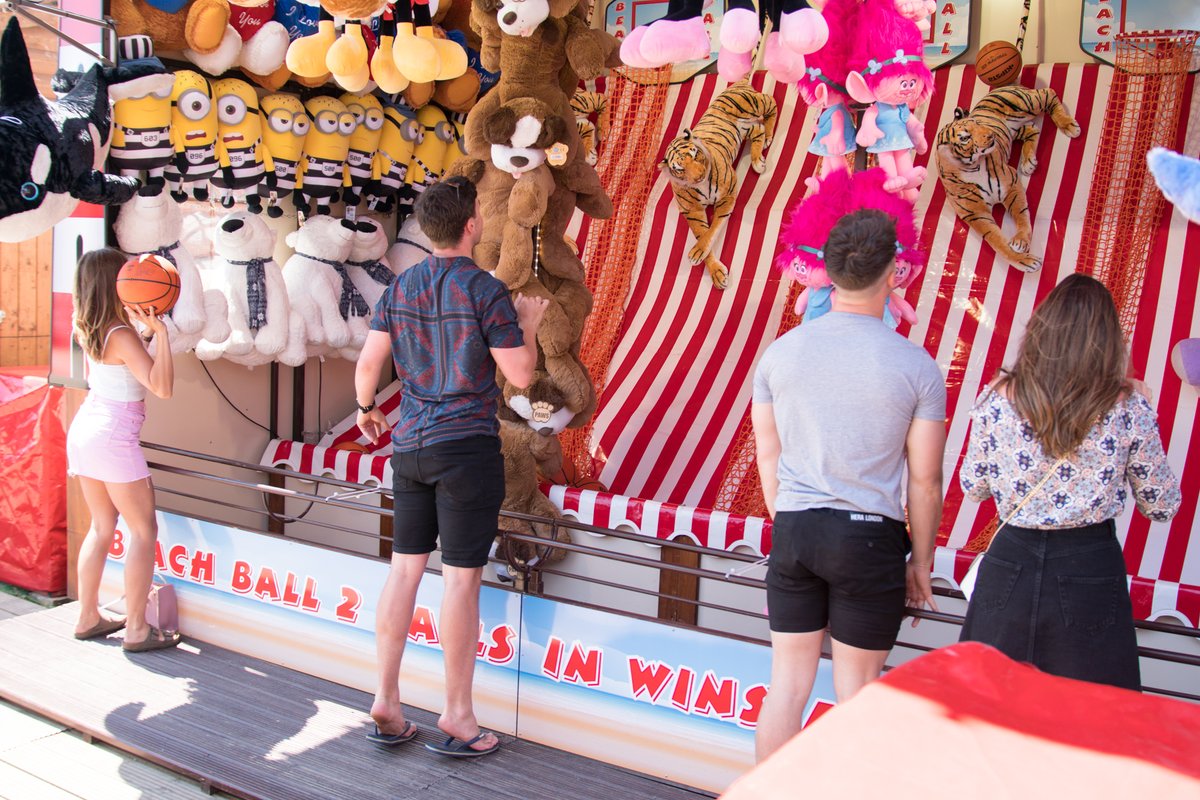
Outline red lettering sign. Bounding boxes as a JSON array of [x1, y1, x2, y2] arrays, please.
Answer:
[[1097, 7, 1112, 20], [942, 21, 952, 35], [168, 544, 189, 578], [671, 666, 695, 711], [253, 566, 281, 602], [111, 529, 127, 559], [693, 671, 738, 719], [301, 576, 320, 613], [1094, 41, 1111, 52], [562, 643, 603, 687], [336, 585, 362, 623], [738, 684, 768, 729], [803, 700, 836, 728], [628, 657, 674, 702], [1097, 24, 1110, 36], [543, 636, 564, 678], [189, 550, 214, 585], [482, 624, 516, 664], [940, 2, 954, 14], [408, 605, 439, 644], [231, 560, 253, 594]]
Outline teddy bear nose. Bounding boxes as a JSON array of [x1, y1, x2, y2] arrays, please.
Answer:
[[510, 155, 529, 168], [502, 11, 517, 25], [222, 218, 245, 232]]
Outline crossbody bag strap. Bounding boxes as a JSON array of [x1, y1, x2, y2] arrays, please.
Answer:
[[986, 456, 1069, 552]]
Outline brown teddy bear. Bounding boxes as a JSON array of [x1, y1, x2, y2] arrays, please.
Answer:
[[110, 0, 230, 55], [497, 374, 575, 566]]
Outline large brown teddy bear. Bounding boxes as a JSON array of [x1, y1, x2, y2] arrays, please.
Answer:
[[497, 375, 575, 566], [110, 0, 230, 56]]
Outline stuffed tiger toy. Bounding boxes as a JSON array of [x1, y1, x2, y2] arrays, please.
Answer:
[[662, 81, 777, 289], [571, 90, 608, 166], [935, 84, 1081, 273]]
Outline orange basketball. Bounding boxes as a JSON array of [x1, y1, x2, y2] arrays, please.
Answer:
[[116, 254, 180, 315], [977, 40, 1023, 88]]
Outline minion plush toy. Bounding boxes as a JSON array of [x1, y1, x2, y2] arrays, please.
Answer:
[[404, 103, 451, 206], [340, 91, 385, 213], [297, 95, 355, 216], [364, 101, 421, 214], [210, 79, 273, 213], [110, 67, 175, 196], [163, 70, 218, 203], [441, 112, 467, 175], [259, 93, 310, 218]]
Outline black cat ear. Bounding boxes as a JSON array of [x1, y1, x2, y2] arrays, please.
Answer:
[[1, 17, 39, 107]]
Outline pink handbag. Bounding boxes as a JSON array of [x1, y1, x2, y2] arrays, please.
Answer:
[[145, 574, 179, 633]]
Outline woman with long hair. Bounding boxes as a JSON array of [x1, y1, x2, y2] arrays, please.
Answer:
[[67, 248, 181, 652], [958, 274, 1180, 689]]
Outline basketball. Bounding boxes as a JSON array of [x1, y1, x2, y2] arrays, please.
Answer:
[[977, 40, 1023, 87], [116, 254, 180, 315]]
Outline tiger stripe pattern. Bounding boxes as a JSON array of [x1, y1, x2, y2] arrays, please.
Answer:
[[935, 84, 1081, 273], [661, 81, 778, 289], [570, 90, 610, 140]]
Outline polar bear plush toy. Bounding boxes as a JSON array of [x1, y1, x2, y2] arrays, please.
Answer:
[[386, 214, 433, 274], [345, 217, 396, 355], [199, 211, 306, 366], [114, 193, 230, 353], [282, 215, 362, 355]]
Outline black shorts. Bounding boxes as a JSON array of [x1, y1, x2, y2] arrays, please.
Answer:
[[767, 508, 910, 651], [391, 435, 505, 568]]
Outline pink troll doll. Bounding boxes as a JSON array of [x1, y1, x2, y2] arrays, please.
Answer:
[[846, 0, 934, 202], [848, 168, 927, 326], [794, 0, 860, 191], [775, 167, 855, 320]]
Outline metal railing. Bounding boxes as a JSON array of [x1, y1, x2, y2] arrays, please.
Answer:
[[141, 442, 1200, 701]]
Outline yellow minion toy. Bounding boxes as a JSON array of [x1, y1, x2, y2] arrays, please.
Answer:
[[365, 101, 421, 214], [340, 92, 385, 210], [110, 70, 176, 196], [163, 70, 218, 203], [259, 93, 310, 218], [210, 79, 274, 213], [441, 113, 468, 175], [405, 103, 451, 200], [297, 95, 356, 216]]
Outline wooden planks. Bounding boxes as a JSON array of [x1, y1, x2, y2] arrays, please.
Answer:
[[0, 604, 713, 800]]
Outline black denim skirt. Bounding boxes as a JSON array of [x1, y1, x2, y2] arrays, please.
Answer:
[[959, 519, 1140, 691]]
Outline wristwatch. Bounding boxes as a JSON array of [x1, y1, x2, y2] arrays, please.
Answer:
[[357, 401, 375, 413]]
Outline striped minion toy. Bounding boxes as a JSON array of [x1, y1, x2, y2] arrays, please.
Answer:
[[340, 91, 385, 213], [210, 78, 273, 213], [297, 95, 356, 216], [164, 70, 219, 203]]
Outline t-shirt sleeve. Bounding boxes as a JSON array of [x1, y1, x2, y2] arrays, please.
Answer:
[[479, 278, 524, 349], [914, 357, 947, 421], [369, 284, 392, 333], [752, 348, 774, 404]]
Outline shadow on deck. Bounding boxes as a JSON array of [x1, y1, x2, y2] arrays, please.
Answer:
[[0, 604, 712, 800]]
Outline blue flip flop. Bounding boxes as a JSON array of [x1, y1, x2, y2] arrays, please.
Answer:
[[424, 732, 500, 758], [366, 721, 417, 747]]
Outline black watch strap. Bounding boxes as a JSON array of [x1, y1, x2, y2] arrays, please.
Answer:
[[358, 401, 376, 413]]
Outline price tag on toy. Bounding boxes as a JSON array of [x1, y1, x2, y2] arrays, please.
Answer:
[[546, 142, 569, 167]]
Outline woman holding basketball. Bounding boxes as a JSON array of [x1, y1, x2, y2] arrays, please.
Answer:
[[67, 247, 181, 652]]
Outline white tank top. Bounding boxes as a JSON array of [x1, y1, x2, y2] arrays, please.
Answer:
[[87, 326, 147, 402]]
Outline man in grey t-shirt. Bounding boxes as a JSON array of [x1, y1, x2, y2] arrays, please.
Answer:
[[751, 209, 947, 762]]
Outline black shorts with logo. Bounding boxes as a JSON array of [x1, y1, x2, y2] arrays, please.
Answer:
[[390, 435, 506, 568], [767, 508, 910, 650]]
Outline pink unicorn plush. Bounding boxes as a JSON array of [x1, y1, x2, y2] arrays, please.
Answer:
[[846, 0, 934, 202]]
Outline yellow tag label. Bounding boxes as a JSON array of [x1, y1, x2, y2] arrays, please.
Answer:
[[546, 142, 569, 167]]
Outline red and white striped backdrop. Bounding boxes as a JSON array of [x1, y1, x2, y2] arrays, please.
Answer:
[[262, 63, 1200, 624]]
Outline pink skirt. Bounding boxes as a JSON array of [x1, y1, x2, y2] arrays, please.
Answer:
[[66, 394, 150, 483]]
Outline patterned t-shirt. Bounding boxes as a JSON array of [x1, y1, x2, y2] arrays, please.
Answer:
[[960, 389, 1181, 528], [370, 255, 524, 451]]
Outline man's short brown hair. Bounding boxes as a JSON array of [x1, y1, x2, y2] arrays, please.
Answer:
[[415, 176, 478, 248], [823, 209, 897, 291]]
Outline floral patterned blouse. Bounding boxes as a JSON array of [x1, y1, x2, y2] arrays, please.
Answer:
[[960, 389, 1181, 529]]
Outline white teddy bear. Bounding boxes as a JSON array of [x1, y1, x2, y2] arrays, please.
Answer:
[[345, 218, 397, 356], [386, 214, 433, 275], [114, 193, 231, 354], [198, 212, 306, 367], [282, 215, 363, 356]]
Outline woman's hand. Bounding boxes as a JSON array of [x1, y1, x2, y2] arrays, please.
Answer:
[[125, 304, 168, 340]]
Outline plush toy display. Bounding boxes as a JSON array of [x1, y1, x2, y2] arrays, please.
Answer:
[[387, 214, 432, 271], [794, 0, 858, 188], [110, 0, 231, 64], [281, 214, 362, 352], [115, 192, 232, 352], [718, 0, 828, 84], [846, 0, 934, 201], [345, 216, 397, 325], [364, 100, 421, 213], [163, 70, 220, 202], [661, 81, 777, 290], [185, 0, 291, 79], [1148, 147, 1200, 225], [341, 92, 385, 213], [259, 92, 310, 217], [298, 96, 355, 216], [108, 61, 176, 197], [406, 103, 453, 200], [196, 211, 306, 366], [0, 18, 140, 244], [571, 90, 608, 166], [210, 78, 274, 212], [497, 374, 575, 566], [935, 84, 1080, 273], [776, 167, 925, 328]]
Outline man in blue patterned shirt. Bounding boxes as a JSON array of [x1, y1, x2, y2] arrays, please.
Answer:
[[354, 175, 546, 758]]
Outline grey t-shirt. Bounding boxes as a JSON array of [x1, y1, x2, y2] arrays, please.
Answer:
[[752, 312, 946, 520]]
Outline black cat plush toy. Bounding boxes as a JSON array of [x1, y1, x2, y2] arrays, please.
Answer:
[[0, 17, 139, 243]]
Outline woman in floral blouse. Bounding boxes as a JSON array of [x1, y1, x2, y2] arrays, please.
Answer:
[[958, 274, 1181, 690]]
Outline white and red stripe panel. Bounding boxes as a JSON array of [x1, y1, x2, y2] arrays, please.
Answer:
[[260, 64, 1200, 626]]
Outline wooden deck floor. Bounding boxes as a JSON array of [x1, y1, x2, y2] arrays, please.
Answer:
[[0, 605, 712, 800]]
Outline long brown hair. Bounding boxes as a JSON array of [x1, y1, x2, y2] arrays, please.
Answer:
[[73, 247, 130, 361], [996, 273, 1130, 458]]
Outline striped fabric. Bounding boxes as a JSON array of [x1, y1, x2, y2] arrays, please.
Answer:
[[262, 63, 1200, 622]]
